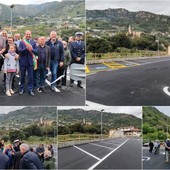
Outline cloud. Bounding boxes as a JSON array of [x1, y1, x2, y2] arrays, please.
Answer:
[[0, 106, 25, 114], [86, 0, 170, 16], [0, 0, 61, 5]]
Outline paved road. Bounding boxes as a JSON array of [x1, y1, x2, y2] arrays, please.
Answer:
[[58, 138, 141, 169], [87, 57, 170, 106], [143, 147, 170, 169], [0, 73, 85, 106]]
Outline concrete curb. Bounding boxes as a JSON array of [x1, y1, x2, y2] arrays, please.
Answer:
[[86, 55, 170, 64]]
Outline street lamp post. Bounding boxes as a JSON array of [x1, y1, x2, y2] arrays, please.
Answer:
[[10, 4, 15, 33], [100, 109, 104, 141], [156, 37, 159, 56]]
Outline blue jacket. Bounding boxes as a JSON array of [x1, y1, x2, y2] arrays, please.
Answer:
[[46, 39, 64, 62], [0, 151, 9, 169], [70, 41, 85, 64], [20, 151, 44, 169], [19, 39, 38, 66]]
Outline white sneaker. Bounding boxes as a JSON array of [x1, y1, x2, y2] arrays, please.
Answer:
[[6, 90, 11, 96], [52, 86, 60, 92], [10, 89, 14, 94]]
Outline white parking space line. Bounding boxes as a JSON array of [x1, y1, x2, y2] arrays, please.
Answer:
[[89, 143, 113, 150], [163, 87, 170, 96], [73, 145, 101, 161], [88, 138, 130, 170], [100, 141, 122, 145]]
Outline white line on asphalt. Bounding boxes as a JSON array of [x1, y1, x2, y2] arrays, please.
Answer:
[[89, 143, 113, 150], [100, 141, 122, 145], [163, 87, 170, 96], [73, 145, 101, 161], [88, 138, 130, 170], [138, 58, 170, 66]]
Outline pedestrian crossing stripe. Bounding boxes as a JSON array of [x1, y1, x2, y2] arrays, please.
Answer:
[[86, 65, 90, 73], [103, 62, 127, 69]]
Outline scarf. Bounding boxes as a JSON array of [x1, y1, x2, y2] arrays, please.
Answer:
[[22, 38, 38, 70]]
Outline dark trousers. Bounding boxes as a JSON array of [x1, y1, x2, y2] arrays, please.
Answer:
[[20, 65, 34, 92], [57, 66, 68, 86], [38, 64, 46, 87], [0, 58, 4, 71]]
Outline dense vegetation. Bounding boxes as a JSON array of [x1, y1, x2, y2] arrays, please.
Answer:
[[86, 33, 167, 53], [143, 107, 170, 141], [58, 109, 141, 135], [87, 8, 170, 33]]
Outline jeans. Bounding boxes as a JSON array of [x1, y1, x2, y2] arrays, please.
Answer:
[[50, 60, 59, 87], [38, 64, 46, 87]]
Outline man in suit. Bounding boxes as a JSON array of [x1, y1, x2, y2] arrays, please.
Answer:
[[19, 30, 38, 96], [70, 32, 85, 88]]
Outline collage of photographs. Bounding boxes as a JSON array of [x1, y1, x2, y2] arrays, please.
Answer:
[[0, 0, 170, 169]]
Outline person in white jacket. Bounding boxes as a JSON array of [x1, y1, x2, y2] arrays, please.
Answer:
[[4, 44, 19, 96]]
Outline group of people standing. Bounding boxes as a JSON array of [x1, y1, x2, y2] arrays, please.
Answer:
[[0, 29, 85, 96], [0, 140, 55, 169]]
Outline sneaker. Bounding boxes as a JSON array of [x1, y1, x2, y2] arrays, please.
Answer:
[[6, 90, 11, 96], [37, 87, 42, 93], [16, 74, 20, 78], [51, 86, 60, 92], [10, 89, 14, 94]]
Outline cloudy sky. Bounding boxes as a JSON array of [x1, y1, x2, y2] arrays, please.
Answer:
[[155, 106, 170, 117], [58, 106, 142, 118], [0, 0, 61, 5], [0, 106, 25, 114], [86, 0, 170, 16]]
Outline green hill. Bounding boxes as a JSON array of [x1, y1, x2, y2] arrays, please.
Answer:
[[87, 8, 170, 33], [58, 109, 141, 129], [143, 107, 170, 140], [0, 1, 85, 26], [0, 107, 57, 127]]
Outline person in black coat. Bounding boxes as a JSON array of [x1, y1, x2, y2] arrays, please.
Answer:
[[19, 143, 44, 169], [13, 151, 22, 169], [0, 141, 9, 169]]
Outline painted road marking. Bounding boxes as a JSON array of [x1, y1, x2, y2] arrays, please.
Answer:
[[89, 142, 113, 150], [142, 156, 150, 161], [73, 145, 101, 161], [163, 87, 170, 96], [101, 141, 122, 145], [123, 61, 140, 66], [103, 62, 127, 69], [86, 65, 90, 73], [88, 138, 130, 170]]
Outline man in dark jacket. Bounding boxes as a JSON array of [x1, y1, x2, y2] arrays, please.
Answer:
[[0, 141, 9, 169], [37, 36, 51, 93], [19, 143, 44, 169], [46, 31, 64, 92], [70, 32, 85, 88], [13, 151, 22, 169], [19, 30, 38, 96]]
